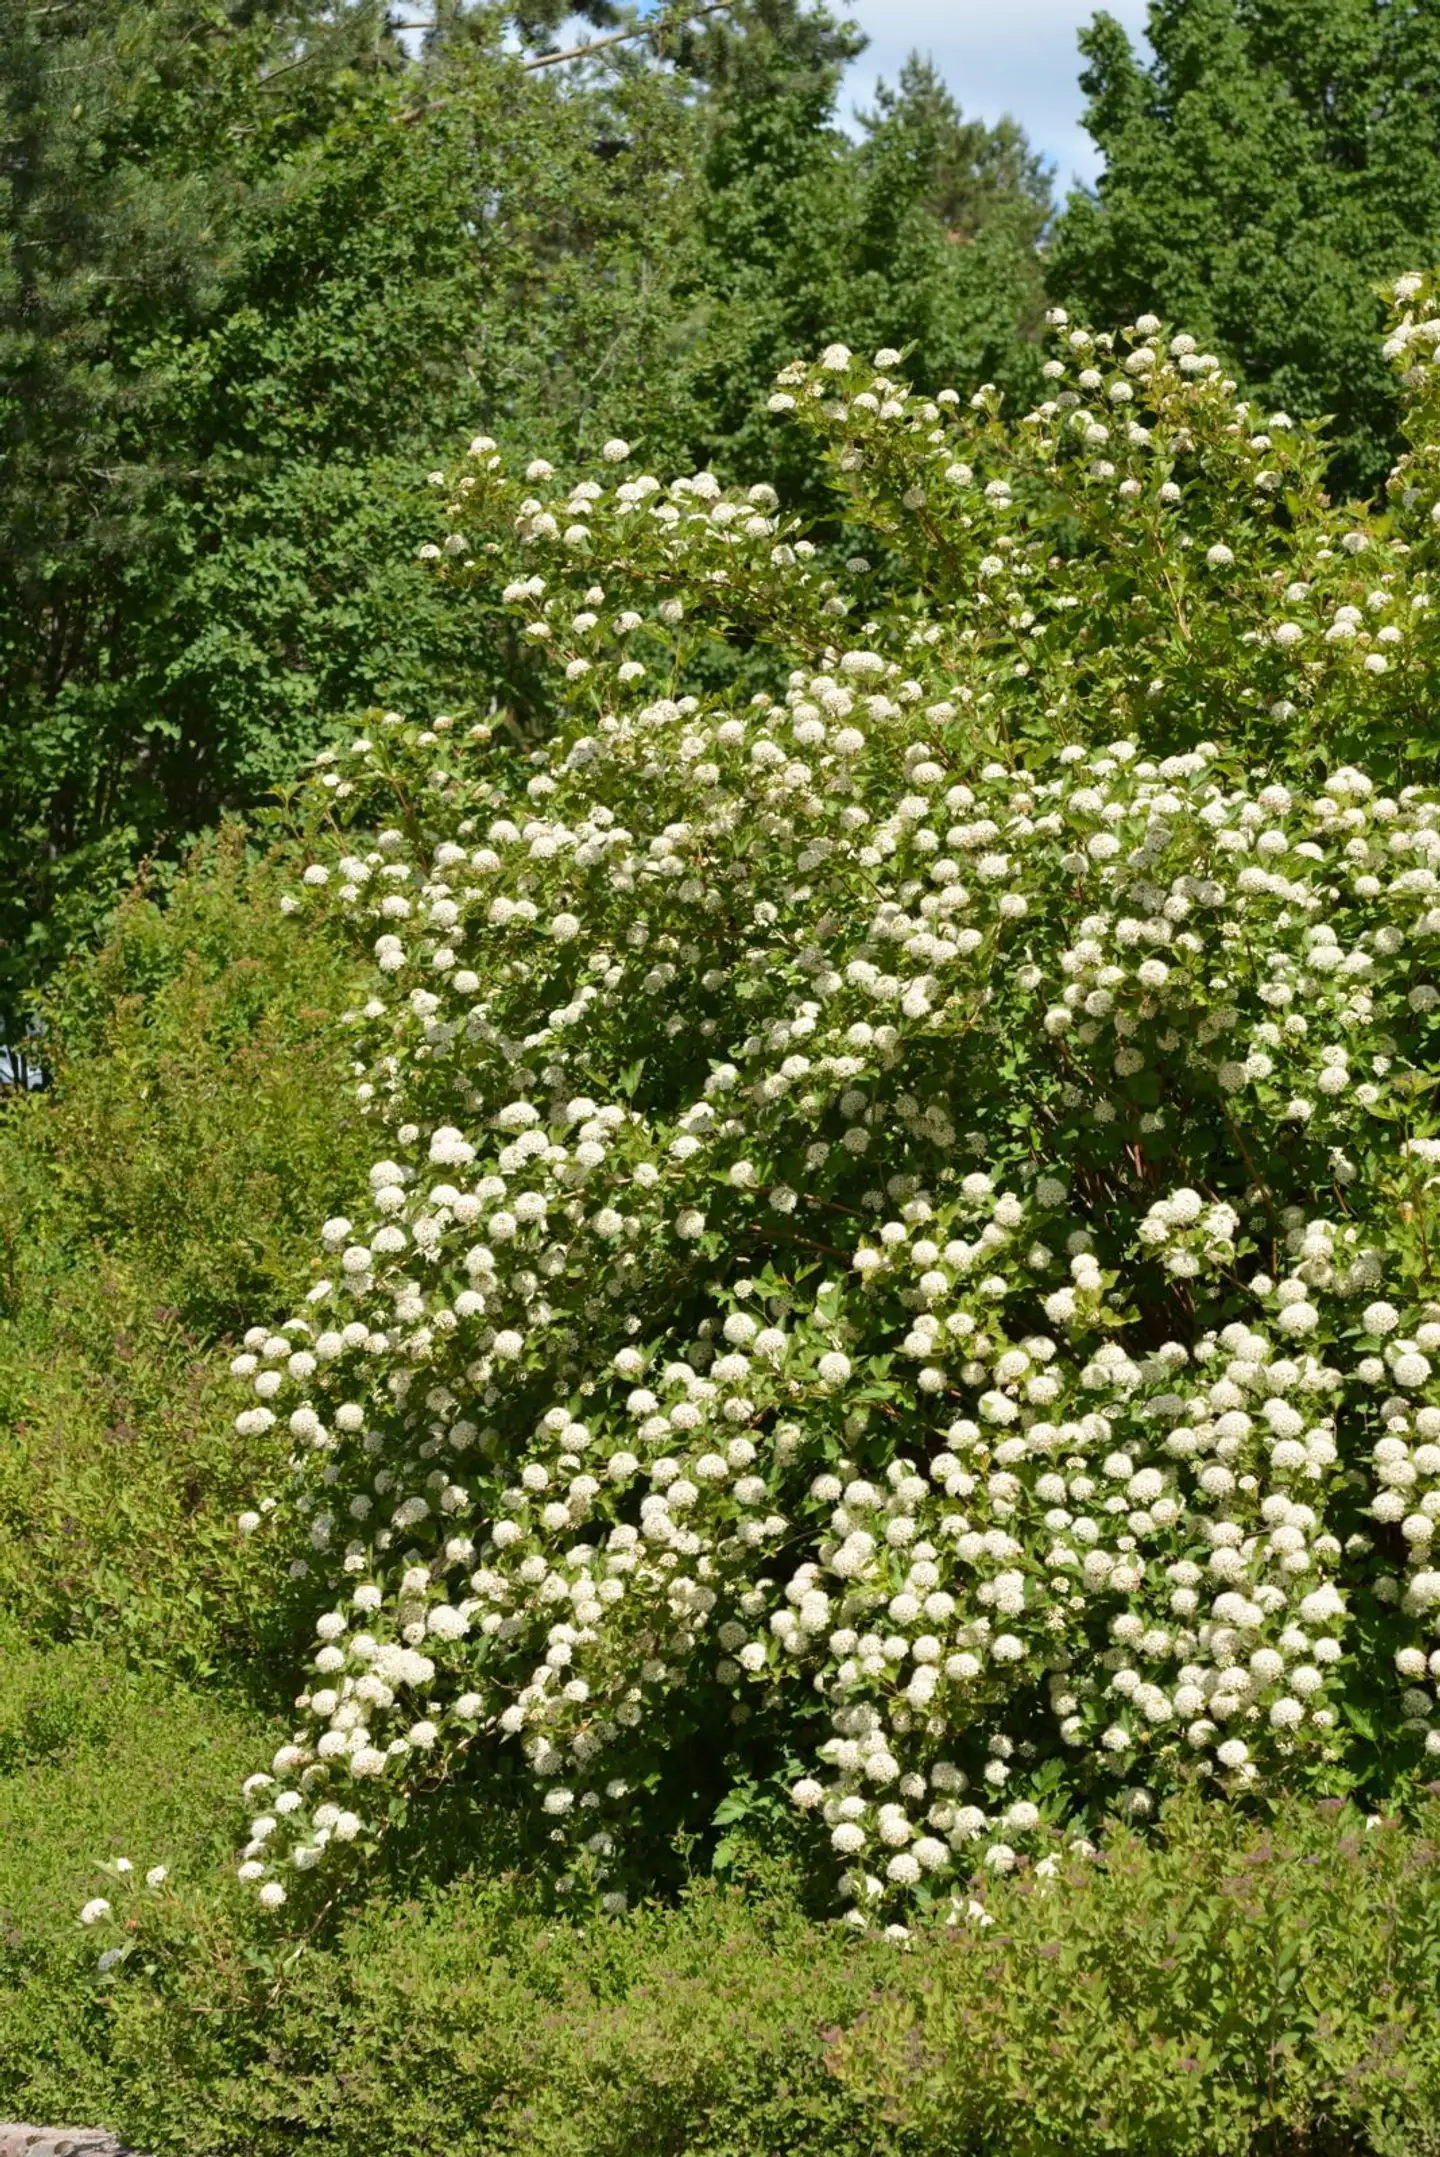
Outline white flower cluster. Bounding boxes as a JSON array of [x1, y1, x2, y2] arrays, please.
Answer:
[[76, 1857, 168, 1968], [215, 280, 1440, 1924]]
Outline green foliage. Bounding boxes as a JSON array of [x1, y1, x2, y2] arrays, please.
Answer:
[[0, 0, 704, 1026], [448, 286, 1440, 782], [171, 1873, 895, 2157], [0, 1629, 283, 2133], [0, 1722, 889, 2157], [1050, 0, 1440, 501], [22, 830, 369, 1326], [0, 0, 383, 1020], [667, 38, 1052, 502], [0, 1270, 270, 1677], [0, 0, 1055, 1039], [831, 1789, 1440, 2157], [0, 829, 366, 1675], [10, 1762, 1440, 2154], [24, 18, 1440, 2133], [0, 1621, 119, 1776]]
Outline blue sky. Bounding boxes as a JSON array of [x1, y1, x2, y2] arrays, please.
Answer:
[[837, 0, 1152, 192]]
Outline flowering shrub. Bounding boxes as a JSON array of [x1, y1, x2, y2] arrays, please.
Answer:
[[192, 276, 1440, 1929]]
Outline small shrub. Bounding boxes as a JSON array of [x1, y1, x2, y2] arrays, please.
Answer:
[[0, 830, 367, 1676], [18, 824, 370, 1332], [0, 1271, 286, 1676], [24, 1793, 1440, 2157], [0, 1633, 279, 2133], [116, 1874, 900, 2157], [0, 1616, 124, 1773], [829, 1789, 1440, 2157]]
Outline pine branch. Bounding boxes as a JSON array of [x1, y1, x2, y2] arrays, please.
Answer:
[[522, 5, 730, 72], [394, 0, 733, 121]]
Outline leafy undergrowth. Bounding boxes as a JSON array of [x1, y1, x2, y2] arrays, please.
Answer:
[[4, 1703, 1440, 2157], [0, 828, 368, 1686]]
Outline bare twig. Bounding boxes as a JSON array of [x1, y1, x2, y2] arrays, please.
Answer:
[[522, 3, 729, 70], [394, 1, 733, 120]]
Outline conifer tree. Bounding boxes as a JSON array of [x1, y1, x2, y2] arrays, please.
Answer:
[[1050, 0, 1440, 500]]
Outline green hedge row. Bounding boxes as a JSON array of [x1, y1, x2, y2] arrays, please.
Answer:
[[5, 1702, 1440, 2157]]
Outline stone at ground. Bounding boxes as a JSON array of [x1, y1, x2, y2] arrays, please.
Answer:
[[0, 2131, 143, 2157]]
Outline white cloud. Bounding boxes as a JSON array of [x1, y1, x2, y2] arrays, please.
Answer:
[[837, 0, 1153, 194]]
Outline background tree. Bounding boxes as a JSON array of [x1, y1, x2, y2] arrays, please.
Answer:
[[0, 0, 1055, 1052], [853, 56, 1051, 377], [675, 37, 1053, 499], [1049, 0, 1440, 503], [0, 0, 676, 1038]]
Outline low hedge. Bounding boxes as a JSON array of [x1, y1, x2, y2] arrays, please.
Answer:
[[3, 1721, 1440, 2157]]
